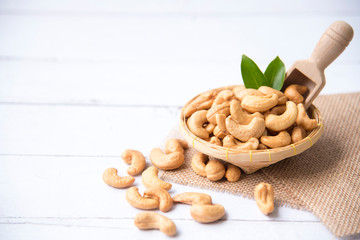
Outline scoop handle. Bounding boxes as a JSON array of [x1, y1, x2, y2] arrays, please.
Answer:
[[309, 21, 354, 71]]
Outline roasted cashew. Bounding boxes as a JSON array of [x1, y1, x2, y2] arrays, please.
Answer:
[[284, 84, 308, 104], [144, 187, 173, 212], [291, 126, 306, 143], [232, 85, 246, 97], [260, 131, 291, 148], [183, 90, 217, 117], [265, 101, 298, 132], [241, 94, 278, 113], [257, 143, 268, 150], [205, 160, 225, 181], [164, 138, 188, 154], [268, 105, 287, 116], [173, 192, 212, 205], [150, 148, 184, 170], [134, 212, 176, 237], [142, 166, 172, 191], [213, 114, 230, 139], [126, 187, 159, 210], [206, 102, 231, 124], [222, 135, 259, 150], [258, 86, 288, 105], [230, 99, 263, 125], [226, 116, 265, 142], [234, 88, 264, 102], [102, 168, 135, 189], [225, 163, 241, 182], [254, 182, 274, 215], [213, 89, 234, 105], [121, 149, 146, 176], [209, 136, 222, 146], [187, 110, 210, 139], [191, 152, 209, 177], [190, 204, 226, 223], [296, 103, 318, 131], [205, 123, 216, 133]]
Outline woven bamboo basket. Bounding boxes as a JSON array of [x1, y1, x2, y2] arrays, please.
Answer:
[[179, 85, 324, 174]]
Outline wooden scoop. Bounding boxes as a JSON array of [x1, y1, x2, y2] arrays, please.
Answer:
[[283, 21, 354, 109]]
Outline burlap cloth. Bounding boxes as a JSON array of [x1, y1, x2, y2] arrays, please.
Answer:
[[159, 92, 360, 238]]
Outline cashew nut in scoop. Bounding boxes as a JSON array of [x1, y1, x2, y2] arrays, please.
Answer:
[[173, 192, 212, 205], [291, 126, 306, 143], [225, 163, 241, 182], [205, 160, 225, 181], [190, 204, 226, 223], [191, 152, 209, 177], [234, 88, 264, 102], [222, 135, 259, 150], [265, 101, 298, 132], [254, 182, 274, 215], [258, 86, 288, 105], [142, 166, 172, 191], [164, 138, 188, 154], [284, 84, 308, 104], [230, 99, 263, 124], [226, 116, 265, 142], [150, 148, 184, 170], [241, 94, 278, 113], [296, 103, 318, 131], [183, 90, 217, 117], [144, 187, 173, 212], [126, 187, 159, 210], [134, 212, 176, 237], [187, 110, 210, 139], [121, 149, 146, 176], [260, 131, 291, 148], [102, 168, 135, 189]]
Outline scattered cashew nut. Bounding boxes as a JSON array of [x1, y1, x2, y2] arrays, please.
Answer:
[[265, 101, 298, 132], [296, 103, 318, 131], [121, 149, 146, 176], [241, 94, 278, 113], [205, 160, 225, 181], [102, 168, 135, 189], [191, 152, 209, 177], [134, 212, 176, 237], [150, 148, 184, 170], [144, 187, 173, 212], [142, 166, 172, 191], [173, 192, 213, 205], [190, 204, 226, 223], [126, 187, 159, 210], [260, 131, 291, 148], [284, 84, 308, 104], [187, 110, 210, 139], [254, 182, 274, 215], [225, 163, 241, 182], [226, 116, 265, 142], [164, 138, 188, 154]]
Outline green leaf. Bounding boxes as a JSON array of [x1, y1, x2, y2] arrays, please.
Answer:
[[241, 55, 268, 89], [264, 56, 286, 91]]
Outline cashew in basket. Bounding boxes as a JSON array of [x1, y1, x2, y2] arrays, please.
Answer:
[[230, 99, 264, 125], [268, 105, 287, 116], [296, 103, 318, 131], [254, 182, 274, 215], [173, 192, 212, 205], [205, 123, 216, 133], [209, 136, 222, 146], [258, 86, 288, 105], [234, 88, 264, 102], [206, 102, 231, 125], [232, 85, 246, 96], [134, 212, 176, 237], [187, 110, 210, 139], [144, 187, 173, 212], [164, 138, 188, 154], [226, 116, 265, 142], [142, 166, 172, 191], [121, 149, 146, 176], [265, 101, 298, 132], [183, 90, 217, 117], [257, 143, 268, 150], [222, 135, 259, 150], [291, 126, 306, 143], [126, 187, 159, 210], [241, 94, 278, 113], [284, 84, 308, 104], [205, 160, 225, 181], [150, 148, 184, 170], [260, 131, 291, 148], [213, 114, 230, 139], [190, 204, 226, 223], [191, 152, 209, 177], [102, 168, 135, 189], [225, 163, 241, 182]]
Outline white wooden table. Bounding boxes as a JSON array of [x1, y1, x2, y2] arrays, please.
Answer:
[[1, 1, 359, 239]]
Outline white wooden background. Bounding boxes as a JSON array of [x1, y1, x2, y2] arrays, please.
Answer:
[[0, 1, 359, 239]]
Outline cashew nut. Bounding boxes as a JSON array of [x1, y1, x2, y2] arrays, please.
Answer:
[[206, 102, 231, 124], [121, 149, 146, 176], [150, 148, 184, 170], [266, 105, 287, 117], [284, 84, 308, 104], [134, 212, 176, 237], [191, 152, 209, 177], [260, 131, 291, 148], [234, 88, 264, 102], [232, 85, 246, 96], [205, 123, 216, 133], [144, 187, 173, 212], [230, 99, 263, 125], [209, 136, 222, 146], [102, 168, 135, 189], [142, 166, 172, 191], [254, 182, 274, 215], [205, 160, 225, 181], [296, 103, 318, 131], [187, 110, 210, 139], [257, 143, 268, 150], [226, 116, 265, 142], [241, 94, 278, 113], [213, 113, 230, 139], [222, 135, 259, 150], [164, 138, 188, 154], [258, 86, 288, 105], [190, 204, 226, 223], [173, 192, 212, 205], [183, 90, 217, 117], [126, 187, 159, 210], [225, 163, 241, 182], [291, 126, 306, 143], [265, 101, 298, 132], [213, 89, 234, 105]]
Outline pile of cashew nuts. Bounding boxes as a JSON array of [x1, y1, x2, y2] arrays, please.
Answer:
[[184, 84, 318, 150]]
